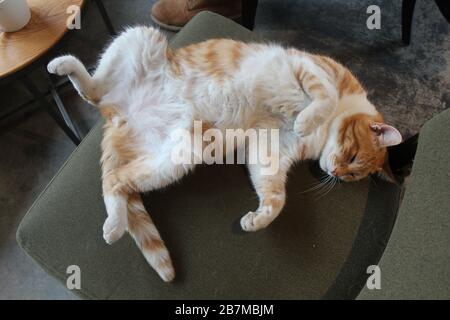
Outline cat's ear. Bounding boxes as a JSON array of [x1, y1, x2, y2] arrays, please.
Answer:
[[370, 122, 402, 147]]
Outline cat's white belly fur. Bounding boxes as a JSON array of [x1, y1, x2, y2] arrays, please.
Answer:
[[95, 27, 314, 157]]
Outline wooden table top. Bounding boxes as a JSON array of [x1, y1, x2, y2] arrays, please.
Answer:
[[0, 0, 84, 79]]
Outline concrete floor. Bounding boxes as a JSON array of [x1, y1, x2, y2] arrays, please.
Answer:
[[0, 0, 448, 299]]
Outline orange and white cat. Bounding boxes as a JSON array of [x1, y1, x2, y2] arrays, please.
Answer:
[[47, 26, 402, 282]]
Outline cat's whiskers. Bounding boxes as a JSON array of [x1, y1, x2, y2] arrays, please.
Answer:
[[299, 174, 330, 194], [311, 175, 333, 196], [314, 175, 338, 200]]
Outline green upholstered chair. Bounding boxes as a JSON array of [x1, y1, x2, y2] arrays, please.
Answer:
[[16, 12, 450, 299], [357, 109, 450, 299]]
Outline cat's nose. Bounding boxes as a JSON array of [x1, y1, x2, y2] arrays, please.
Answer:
[[330, 167, 343, 177]]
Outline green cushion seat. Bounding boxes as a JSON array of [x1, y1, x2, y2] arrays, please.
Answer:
[[358, 109, 450, 299], [17, 12, 402, 299]]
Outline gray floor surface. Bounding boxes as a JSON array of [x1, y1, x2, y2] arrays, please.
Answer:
[[0, 0, 448, 299]]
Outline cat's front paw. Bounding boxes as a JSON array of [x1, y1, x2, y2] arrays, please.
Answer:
[[240, 208, 273, 232], [47, 55, 77, 76], [102, 216, 126, 244], [294, 111, 326, 137]]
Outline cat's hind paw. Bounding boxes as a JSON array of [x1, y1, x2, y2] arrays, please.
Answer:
[[47, 55, 78, 76], [102, 216, 126, 244]]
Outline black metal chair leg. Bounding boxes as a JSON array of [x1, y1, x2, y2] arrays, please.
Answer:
[[44, 71, 83, 142], [93, 0, 116, 36], [242, 0, 259, 30], [402, 0, 417, 45], [20, 76, 81, 145]]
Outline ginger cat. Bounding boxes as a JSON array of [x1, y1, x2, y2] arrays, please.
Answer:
[[47, 26, 402, 282]]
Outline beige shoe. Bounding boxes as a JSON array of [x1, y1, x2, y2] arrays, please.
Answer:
[[151, 0, 241, 31]]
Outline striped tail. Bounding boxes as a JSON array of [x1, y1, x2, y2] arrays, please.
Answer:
[[127, 192, 175, 282]]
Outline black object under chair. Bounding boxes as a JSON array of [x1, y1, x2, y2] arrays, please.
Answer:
[[402, 0, 450, 45]]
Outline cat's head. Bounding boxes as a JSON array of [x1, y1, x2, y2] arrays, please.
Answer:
[[319, 103, 402, 182]]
